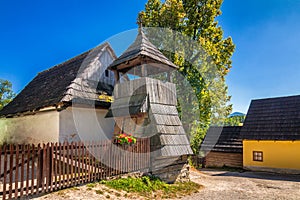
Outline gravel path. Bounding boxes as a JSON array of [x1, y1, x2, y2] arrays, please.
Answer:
[[31, 169, 300, 200], [184, 169, 300, 200]]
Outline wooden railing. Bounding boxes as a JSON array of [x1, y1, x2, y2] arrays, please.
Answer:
[[0, 139, 150, 199]]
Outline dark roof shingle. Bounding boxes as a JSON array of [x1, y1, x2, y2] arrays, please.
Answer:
[[0, 43, 115, 117], [201, 126, 242, 153], [240, 95, 300, 140]]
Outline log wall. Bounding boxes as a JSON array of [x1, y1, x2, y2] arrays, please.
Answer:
[[205, 151, 243, 168]]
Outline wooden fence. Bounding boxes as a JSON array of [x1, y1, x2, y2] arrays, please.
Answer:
[[0, 139, 150, 200]]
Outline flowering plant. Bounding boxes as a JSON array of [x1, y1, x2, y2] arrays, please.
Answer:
[[115, 133, 137, 145]]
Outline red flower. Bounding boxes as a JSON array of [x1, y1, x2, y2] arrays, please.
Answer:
[[115, 133, 136, 145]]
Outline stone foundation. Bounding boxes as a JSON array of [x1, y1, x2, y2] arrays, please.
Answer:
[[150, 155, 190, 183]]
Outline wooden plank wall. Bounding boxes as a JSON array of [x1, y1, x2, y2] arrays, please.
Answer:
[[205, 151, 243, 168], [114, 77, 177, 106], [113, 114, 147, 136], [0, 139, 150, 200]]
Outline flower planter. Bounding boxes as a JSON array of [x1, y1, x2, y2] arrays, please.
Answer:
[[114, 133, 137, 146]]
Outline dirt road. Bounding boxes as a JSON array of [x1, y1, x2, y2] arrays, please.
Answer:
[[31, 169, 300, 200], [184, 169, 300, 200]]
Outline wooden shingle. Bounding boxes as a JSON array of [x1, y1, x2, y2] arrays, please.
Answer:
[[240, 95, 300, 140], [0, 43, 116, 117], [201, 126, 242, 153], [108, 29, 178, 74]]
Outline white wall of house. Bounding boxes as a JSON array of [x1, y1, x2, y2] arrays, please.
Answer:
[[0, 106, 115, 144], [59, 107, 114, 142], [0, 111, 59, 145]]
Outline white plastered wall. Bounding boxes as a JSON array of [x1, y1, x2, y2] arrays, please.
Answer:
[[59, 107, 114, 142], [0, 111, 59, 145]]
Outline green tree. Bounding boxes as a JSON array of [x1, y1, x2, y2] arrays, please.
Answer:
[[224, 115, 245, 126], [139, 0, 235, 154], [0, 79, 15, 110]]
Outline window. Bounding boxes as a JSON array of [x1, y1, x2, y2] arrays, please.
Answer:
[[253, 151, 263, 162], [105, 70, 109, 77]]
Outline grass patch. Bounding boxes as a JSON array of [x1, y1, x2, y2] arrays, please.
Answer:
[[100, 176, 201, 198], [70, 187, 80, 191], [86, 182, 97, 188], [95, 189, 104, 195]]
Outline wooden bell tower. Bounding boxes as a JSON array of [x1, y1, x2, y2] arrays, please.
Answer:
[[106, 27, 192, 183]]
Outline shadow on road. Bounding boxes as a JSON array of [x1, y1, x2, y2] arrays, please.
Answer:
[[209, 170, 300, 183]]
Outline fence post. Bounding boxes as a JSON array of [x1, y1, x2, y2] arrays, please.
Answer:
[[37, 144, 43, 191], [50, 143, 54, 192], [3, 145, 7, 200], [14, 144, 20, 199], [8, 144, 13, 199]]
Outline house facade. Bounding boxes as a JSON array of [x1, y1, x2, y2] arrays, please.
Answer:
[[201, 126, 243, 168], [0, 42, 116, 144], [240, 95, 300, 173]]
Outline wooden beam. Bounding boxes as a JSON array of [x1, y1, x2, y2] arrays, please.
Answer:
[[167, 72, 171, 82], [113, 70, 120, 84]]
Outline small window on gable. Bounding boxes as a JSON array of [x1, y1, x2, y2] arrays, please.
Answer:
[[105, 70, 109, 77], [253, 151, 263, 162]]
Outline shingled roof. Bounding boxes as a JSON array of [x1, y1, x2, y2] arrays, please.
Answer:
[[201, 126, 242, 153], [108, 28, 178, 74], [0, 43, 116, 117], [240, 95, 300, 140]]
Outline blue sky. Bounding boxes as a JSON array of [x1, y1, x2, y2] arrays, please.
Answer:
[[1, 0, 300, 113], [220, 0, 300, 113]]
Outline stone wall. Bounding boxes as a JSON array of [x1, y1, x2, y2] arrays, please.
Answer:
[[150, 155, 190, 183]]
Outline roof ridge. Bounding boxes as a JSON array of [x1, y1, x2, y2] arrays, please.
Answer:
[[252, 94, 300, 102]]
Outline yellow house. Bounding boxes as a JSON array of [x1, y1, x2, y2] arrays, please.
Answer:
[[240, 95, 300, 173]]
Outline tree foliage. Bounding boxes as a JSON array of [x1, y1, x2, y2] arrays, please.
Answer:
[[139, 0, 235, 154], [224, 115, 245, 126], [0, 79, 15, 110]]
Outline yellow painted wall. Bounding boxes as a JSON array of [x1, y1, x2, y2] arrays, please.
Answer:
[[243, 140, 300, 170]]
